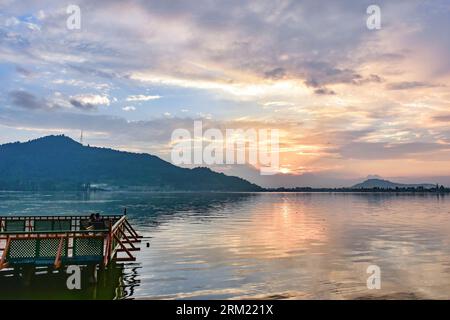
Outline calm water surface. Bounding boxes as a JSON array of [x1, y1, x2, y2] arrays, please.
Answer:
[[1, 191, 450, 299]]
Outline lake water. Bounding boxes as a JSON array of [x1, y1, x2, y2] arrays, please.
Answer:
[[1, 191, 450, 299]]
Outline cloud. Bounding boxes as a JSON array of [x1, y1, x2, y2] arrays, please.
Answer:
[[8, 90, 110, 112], [432, 114, 450, 123], [340, 142, 450, 160], [8, 90, 60, 110], [264, 67, 286, 80], [386, 81, 442, 90], [0, 0, 405, 93], [52, 79, 110, 91], [2, 1, 447, 97], [314, 87, 336, 95], [354, 74, 383, 85], [303, 64, 364, 88], [69, 94, 110, 110], [15, 65, 33, 77], [122, 106, 136, 111], [126, 95, 161, 102], [262, 101, 295, 108], [5, 16, 20, 27]]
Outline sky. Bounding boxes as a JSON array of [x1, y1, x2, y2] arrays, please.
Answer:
[[1, 0, 450, 187]]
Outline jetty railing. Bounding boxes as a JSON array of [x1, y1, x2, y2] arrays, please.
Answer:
[[0, 214, 123, 233], [0, 214, 141, 270]]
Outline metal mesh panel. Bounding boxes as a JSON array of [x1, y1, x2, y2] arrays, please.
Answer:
[[34, 220, 53, 231], [73, 237, 104, 256], [5, 220, 26, 232], [8, 239, 37, 258], [38, 238, 67, 258], [53, 220, 71, 231]]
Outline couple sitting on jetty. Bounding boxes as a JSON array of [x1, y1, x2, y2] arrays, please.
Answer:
[[85, 213, 106, 230]]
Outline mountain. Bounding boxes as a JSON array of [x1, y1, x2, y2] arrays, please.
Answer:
[[352, 178, 435, 189], [0, 135, 262, 192]]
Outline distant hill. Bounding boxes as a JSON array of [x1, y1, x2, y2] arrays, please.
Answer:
[[352, 178, 435, 189], [0, 135, 262, 192]]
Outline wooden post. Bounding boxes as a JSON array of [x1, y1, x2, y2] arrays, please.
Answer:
[[22, 266, 35, 287], [87, 264, 98, 284]]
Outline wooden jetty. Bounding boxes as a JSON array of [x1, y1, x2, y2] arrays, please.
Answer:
[[0, 214, 141, 282]]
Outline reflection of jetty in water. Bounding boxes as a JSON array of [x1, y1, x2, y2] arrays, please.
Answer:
[[0, 262, 140, 299]]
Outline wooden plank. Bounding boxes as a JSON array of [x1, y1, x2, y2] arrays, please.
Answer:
[[115, 257, 136, 262], [0, 237, 11, 270], [53, 236, 65, 269], [116, 248, 140, 252], [113, 234, 135, 261], [124, 219, 141, 239], [117, 228, 137, 250], [103, 233, 111, 266]]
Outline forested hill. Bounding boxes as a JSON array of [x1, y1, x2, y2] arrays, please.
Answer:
[[0, 135, 262, 192]]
